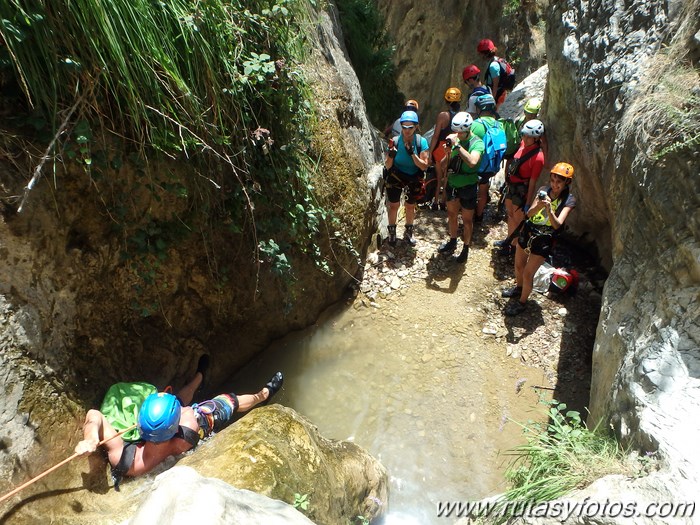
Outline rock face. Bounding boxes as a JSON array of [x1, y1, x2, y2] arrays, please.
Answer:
[[0, 2, 383, 495], [543, 0, 700, 517], [172, 405, 388, 525], [377, 0, 547, 125]]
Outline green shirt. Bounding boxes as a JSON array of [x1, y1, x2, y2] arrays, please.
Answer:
[[447, 134, 485, 187]]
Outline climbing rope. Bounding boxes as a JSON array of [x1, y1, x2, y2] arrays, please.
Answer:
[[0, 423, 137, 505]]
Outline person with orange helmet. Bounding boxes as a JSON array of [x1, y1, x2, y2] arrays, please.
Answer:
[[501, 162, 577, 316], [427, 87, 462, 210]]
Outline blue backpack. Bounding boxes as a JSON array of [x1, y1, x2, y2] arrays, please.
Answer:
[[475, 118, 507, 174]]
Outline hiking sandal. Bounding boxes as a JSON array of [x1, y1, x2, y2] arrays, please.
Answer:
[[505, 301, 527, 316], [501, 286, 522, 298], [262, 372, 284, 404]]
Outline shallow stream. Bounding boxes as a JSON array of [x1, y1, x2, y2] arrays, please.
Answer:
[[227, 278, 551, 524]]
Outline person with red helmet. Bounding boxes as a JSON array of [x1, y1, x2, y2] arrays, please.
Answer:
[[476, 39, 509, 108], [462, 64, 490, 117], [501, 162, 577, 316]]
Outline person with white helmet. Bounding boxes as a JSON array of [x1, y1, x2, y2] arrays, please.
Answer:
[[436, 111, 484, 263], [74, 358, 284, 487], [501, 162, 577, 316], [428, 87, 462, 211], [384, 110, 430, 246], [496, 119, 546, 257]]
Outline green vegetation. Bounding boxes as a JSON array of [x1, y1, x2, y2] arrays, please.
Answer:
[[0, 0, 359, 304], [463, 400, 636, 522], [335, 0, 403, 127], [503, 401, 625, 503], [621, 36, 700, 160], [293, 492, 310, 511]]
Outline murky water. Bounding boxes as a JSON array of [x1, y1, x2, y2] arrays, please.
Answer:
[[227, 281, 550, 524]]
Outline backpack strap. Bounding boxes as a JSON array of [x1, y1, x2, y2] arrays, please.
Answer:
[[508, 146, 541, 183], [111, 441, 139, 491], [176, 425, 201, 448]]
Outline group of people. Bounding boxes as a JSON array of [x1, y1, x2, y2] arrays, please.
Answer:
[[70, 38, 575, 492], [382, 38, 576, 318]]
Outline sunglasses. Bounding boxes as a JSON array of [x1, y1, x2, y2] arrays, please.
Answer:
[[401, 124, 416, 130]]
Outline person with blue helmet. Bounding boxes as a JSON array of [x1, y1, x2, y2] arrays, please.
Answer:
[[74, 357, 284, 486], [384, 109, 430, 246]]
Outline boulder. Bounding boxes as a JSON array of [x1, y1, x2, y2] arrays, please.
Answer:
[[128, 466, 315, 525], [177, 405, 388, 525]]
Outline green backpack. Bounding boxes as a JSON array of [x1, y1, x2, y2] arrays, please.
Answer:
[[100, 382, 158, 442], [499, 117, 521, 156]]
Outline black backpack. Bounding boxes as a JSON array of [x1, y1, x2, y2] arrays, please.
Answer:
[[487, 58, 516, 99]]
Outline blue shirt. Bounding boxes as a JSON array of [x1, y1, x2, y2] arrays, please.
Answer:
[[393, 134, 429, 175]]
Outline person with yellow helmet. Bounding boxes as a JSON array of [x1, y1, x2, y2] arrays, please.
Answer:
[[427, 87, 462, 210], [501, 162, 576, 316]]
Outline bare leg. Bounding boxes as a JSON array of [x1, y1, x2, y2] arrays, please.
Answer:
[[404, 203, 416, 225], [520, 254, 546, 303], [461, 209, 475, 245], [176, 372, 203, 406], [446, 199, 460, 237], [388, 201, 400, 225], [476, 183, 489, 218], [236, 388, 271, 412], [514, 245, 528, 287]]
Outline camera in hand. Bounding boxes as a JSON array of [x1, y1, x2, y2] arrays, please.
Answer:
[[538, 190, 547, 200], [445, 137, 453, 147]]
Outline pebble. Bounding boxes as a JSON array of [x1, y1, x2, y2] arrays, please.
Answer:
[[558, 307, 568, 316]]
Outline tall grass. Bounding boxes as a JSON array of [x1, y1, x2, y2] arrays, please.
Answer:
[[501, 401, 628, 509], [0, 0, 302, 149], [0, 0, 347, 285]]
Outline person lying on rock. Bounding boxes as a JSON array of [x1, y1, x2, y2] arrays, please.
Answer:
[[74, 358, 283, 489]]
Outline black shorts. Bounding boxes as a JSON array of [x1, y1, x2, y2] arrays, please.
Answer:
[[505, 182, 528, 208], [386, 170, 423, 204], [445, 183, 478, 210], [518, 222, 554, 258], [478, 172, 496, 185]]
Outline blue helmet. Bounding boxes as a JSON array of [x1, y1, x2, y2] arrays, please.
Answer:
[[138, 393, 181, 442], [475, 93, 496, 111], [399, 110, 419, 124]]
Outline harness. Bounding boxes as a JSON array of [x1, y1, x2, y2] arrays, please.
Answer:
[[110, 425, 200, 491]]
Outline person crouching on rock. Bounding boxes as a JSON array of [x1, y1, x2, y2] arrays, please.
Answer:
[[384, 110, 430, 247], [501, 162, 576, 316], [74, 365, 284, 489], [437, 112, 484, 264]]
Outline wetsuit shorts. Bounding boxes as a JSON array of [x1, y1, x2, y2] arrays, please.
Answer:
[[505, 182, 528, 208], [518, 222, 554, 258], [386, 169, 423, 204], [445, 183, 477, 210], [192, 393, 240, 439]]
